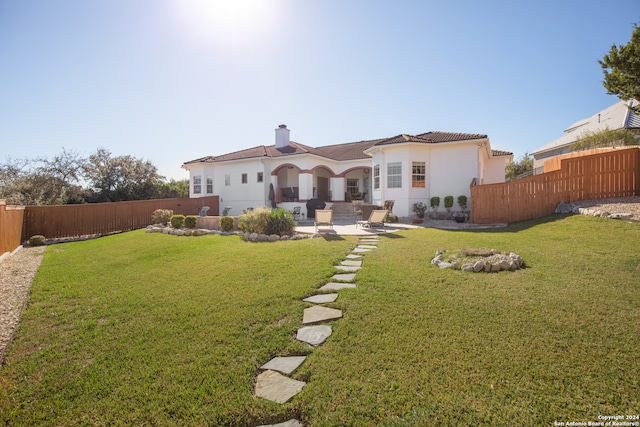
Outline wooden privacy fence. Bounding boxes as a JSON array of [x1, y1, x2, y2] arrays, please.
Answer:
[[22, 196, 219, 241], [471, 147, 640, 224], [0, 200, 26, 255]]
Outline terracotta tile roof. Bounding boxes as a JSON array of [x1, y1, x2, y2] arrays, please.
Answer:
[[183, 131, 492, 165], [491, 149, 513, 157]]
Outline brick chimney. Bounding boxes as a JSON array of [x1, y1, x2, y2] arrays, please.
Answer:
[[275, 124, 290, 148]]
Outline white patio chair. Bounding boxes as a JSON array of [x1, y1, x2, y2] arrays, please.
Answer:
[[356, 209, 387, 232]]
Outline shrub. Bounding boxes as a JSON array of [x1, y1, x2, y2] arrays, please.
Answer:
[[170, 214, 185, 229], [267, 208, 296, 235], [151, 209, 173, 225], [412, 202, 427, 218], [28, 235, 46, 246], [238, 207, 296, 235], [457, 195, 468, 211], [220, 216, 234, 232], [385, 213, 398, 223], [444, 196, 454, 212], [238, 207, 271, 234], [184, 215, 197, 228], [430, 196, 440, 211]]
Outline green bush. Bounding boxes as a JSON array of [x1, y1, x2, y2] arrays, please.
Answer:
[[457, 195, 468, 211], [267, 208, 296, 235], [151, 209, 173, 225], [170, 214, 185, 229], [385, 213, 398, 223], [238, 207, 271, 234], [220, 216, 234, 232], [238, 207, 296, 235], [444, 195, 454, 212], [430, 196, 440, 211], [184, 215, 197, 228], [28, 235, 46, 246]]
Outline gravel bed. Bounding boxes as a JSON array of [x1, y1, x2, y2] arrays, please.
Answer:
[[0, 246, 46, 366]]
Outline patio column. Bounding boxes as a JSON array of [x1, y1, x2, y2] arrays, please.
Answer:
[[298, 172, 313, 202], [330, 177, 346, 202]]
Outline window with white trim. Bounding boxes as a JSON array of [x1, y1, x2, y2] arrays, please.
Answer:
[[206, 176, 213, 194], [193, 175, 202, 194], [387, 162, 402, 188], [257, 172, 263, 183], [225, 174, 230, 186], [412, 162, 426, 188], [373, 165, 380, 189], [346, 179, 359, 194], [241, 173, 248, 184]]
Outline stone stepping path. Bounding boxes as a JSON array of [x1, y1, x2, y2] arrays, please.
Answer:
[[331, 273, 356, 282], [296, 325, 332, 346], [303, 293, 338, 303], [255, 370, 306, 403], [303, 306, 343, 324], [255, 235, 381, 424], [319, 282, 356, 291], [260, 356, 306, 374]]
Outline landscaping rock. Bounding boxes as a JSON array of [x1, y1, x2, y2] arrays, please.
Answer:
[[319, 282, 356, 291], [269, 234, 280, 241], [303, 293, 339, 304], [331, 273, 356, 282], [473, 260, 484, 272], [303, 306, 342, 324], [260, 356, 306, 374], [257, 420, 302, 427]]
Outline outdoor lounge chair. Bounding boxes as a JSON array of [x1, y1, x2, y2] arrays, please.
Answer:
[[352, 200, 364, 221], [356, 209, 387, 232], [314, 209, 334, 233]]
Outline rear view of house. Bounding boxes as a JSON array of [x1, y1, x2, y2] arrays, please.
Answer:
[[182, 125, 512, 218]]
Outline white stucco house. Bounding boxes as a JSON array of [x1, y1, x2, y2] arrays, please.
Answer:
[[531, 99, 640, 170], [182, 125, 513, 218]]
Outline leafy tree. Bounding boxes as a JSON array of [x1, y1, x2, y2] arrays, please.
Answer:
[[572, 127, 638, 151], [600, 23, 640, 113], [155, 179, 189, 198], [505, 153, 534, 181], [83, 148, 165, 202]]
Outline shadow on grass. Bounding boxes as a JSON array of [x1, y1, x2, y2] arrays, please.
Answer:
[[463, 213, 577, 233]]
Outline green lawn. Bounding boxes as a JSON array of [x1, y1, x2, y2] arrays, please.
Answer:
[[1, 215, 639, 426]]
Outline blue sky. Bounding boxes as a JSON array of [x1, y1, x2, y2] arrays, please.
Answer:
[[1, 0, 638, 181]]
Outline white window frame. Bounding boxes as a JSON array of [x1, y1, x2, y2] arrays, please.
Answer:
[[225, 174, 231, 186], [373, 165, 380, 189], [387, 162, 402, 188], [193, 175, 202, 194], [412, 162, 426, 188], [206, 176, 213, 194]]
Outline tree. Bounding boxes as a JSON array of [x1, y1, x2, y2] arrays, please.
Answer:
[[572, 127, 638, 151], [505, 153, 534, 181], [600, 23, 640, 113], [83, 148, 165, 202], [155, 179, 189, 198]]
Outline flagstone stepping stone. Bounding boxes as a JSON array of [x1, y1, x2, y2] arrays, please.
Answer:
[[357, 245, 378, 249], [319, 282, 356, 291], [255, 370, 306, 403], [352, 248, 371, 253], [303, 293, 339, 303], [296, 325, 332, 346], [257, 420, 302, 427], [340, 260, 362, 267], [331, 273, 356, 282], [345, 254, 363, 259], [360, 238, 379, 242], [334, 265, 361, 272], [303, 306, 343, 324], [260, 356, 306, 374]]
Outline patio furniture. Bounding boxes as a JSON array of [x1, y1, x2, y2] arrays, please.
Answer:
[[292, 206, 301, 220], [352, 200, 364, 221], [361, 204, 383, 220], [314, 209, 334, 233], [356, 209, 388, 232], [383, 200, 395, 213], [306, 198, 326, 219]]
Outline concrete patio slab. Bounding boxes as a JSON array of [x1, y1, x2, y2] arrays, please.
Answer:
[[319, 282, 356, 291], [303, 306, 343, 324], [331, 273, 356, 282], [303, 293, 339, 303], [260, 356, 307, 374], [255, 370, 306, 403], [296, 325, 332, 346]]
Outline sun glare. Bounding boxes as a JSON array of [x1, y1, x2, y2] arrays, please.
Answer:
[[175, 0, 278, 48]]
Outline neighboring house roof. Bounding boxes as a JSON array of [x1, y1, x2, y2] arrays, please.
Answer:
[[183, 131, 507, 166], [531, 99, 640, 156]]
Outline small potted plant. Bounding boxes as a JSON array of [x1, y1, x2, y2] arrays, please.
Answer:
[[444, 196, 454, 213], [411, 202, 427, 224], [430, 196, 440, 219], [454, 195, 468, 223]]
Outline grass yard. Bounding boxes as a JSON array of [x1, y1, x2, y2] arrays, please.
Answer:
[[0, 215, 638, 426]]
